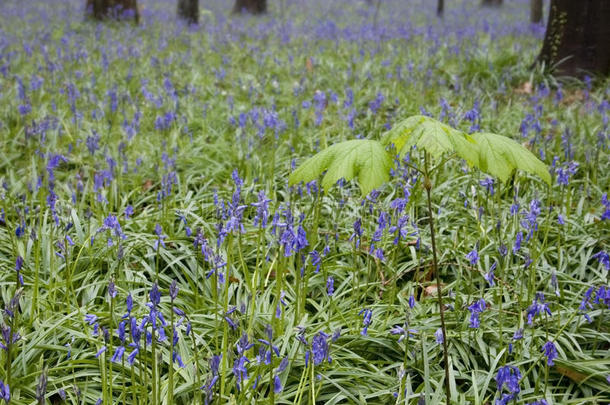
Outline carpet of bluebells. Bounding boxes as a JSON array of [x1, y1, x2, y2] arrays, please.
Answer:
[[0, 0, 609, 403]]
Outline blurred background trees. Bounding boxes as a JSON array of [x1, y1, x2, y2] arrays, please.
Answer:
[[232, 0, 267, 14], [81, 0, 610, 78], [177, 0, 199, 24], [85, 0, 139, 21], [481, 0, 502, 6], [537, 0, 610, 76], [530, 0, 543, 23]]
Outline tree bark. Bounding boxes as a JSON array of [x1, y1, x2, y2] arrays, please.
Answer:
[[530, 0, 543, 23], [437, 0, 444, 17], [537, 0, 610, 76], [481, 0, 502, 6], [85, 0, 139, 22], [177, 0, 199, 25], [232, 0, 267, 14]]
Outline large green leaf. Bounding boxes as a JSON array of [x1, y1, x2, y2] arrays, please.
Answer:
[[470, 132, 551, 185], [381, 115, 479, 166], [288, 139, 393, 195]]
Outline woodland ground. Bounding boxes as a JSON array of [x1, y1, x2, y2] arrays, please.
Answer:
[[0, 0, 608, 404]]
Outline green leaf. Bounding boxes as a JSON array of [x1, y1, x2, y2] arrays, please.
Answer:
[[288, 139, 393, 195], [470, 132, 551, 185], [381, 115, 479, 166]]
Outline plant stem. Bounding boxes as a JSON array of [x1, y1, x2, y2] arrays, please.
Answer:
[[168, 302, 175, 405], [219, 234, 233, 400], [423, 152, 451, 405]]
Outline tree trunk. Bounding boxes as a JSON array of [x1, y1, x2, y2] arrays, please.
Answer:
[[86, 0, 139, 22], [232, 0, 267, 14], [530, 0, 543, 23], [537, 0, 610, 76], [177, 0, 199, 25], [481, 0, 502, 6], [437, 0, 444, 17]]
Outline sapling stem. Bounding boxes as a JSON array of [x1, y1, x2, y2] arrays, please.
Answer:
[[423, 152, 451, 405]]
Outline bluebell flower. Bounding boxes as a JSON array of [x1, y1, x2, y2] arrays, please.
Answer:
[[0, 326, 20, 351], [434, 328, 444, 344], [601, 193, 610, 220], [495, 365, 521, 402], [522, 199, 541, 241], [389, 215, 409, 245], [14, 256, 24, 286], [484, 262, 496, 287], [326, 276, 334, 296], [310, 250, 322, 273], [153, 224, 167, 251], [276, 357, 289, 374], [349, 218, 362, 247], [233, 355, 249, 391], [579, 286, 595, 322], [525, 400, 548, 405], [111, 345, 125, 363], [273, 375, 282, 393], [526, 293, 551, 326], [359, 309, 372, 336], [312, 331, 329, 365], [108, 280, 117, 299], [84, 314, 98, 325], [541, 341, 557, 366], [593, 286, 609, 309], [466, 245, 479, 266], [479, 177, 495, 195], [408, 295, 416, 309], [390, 325, 417, 342], [223, 312, 238, 330], [169, 279, 179, 301], [95, 346, 107, 358], [252, 191, 271, 227], [0, 380, 8, 402], [592, 250, 609, 271], [237, 333, 254, 355], [468, 298, 486, 328], [173, 351, 185, 368], [123, 294, 133, 318], [513, 232, 522, 254]]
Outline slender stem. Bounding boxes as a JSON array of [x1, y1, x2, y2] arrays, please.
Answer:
[[423, 152, 451, 405], [168, 302, 175, 404], [219, 234, 233, 400], [151, 324, 157, 405]]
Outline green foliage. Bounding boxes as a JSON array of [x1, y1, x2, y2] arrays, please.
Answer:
[[381, 114, 479, 166], [288, 139, 393, 195], [291, 115, 550, 195], [471, 131, 552, 185]]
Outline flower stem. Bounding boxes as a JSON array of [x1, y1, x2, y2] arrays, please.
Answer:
[[423, 151, 451, 405]]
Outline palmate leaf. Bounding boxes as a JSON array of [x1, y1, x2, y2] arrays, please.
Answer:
[[470, 132, 551, 185], [288, 139, 393, 195], [380, 115, 479, 166]]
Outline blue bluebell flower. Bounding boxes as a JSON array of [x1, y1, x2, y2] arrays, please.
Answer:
[[434, 328, 444, 345], [0, 380, 8, 402], [526, 293, 551, 326], [592, 250, 609, 270], [359, 308, 372, 336], [326, 277, 334, 296], [312, 331, 330, 365], [468, 298, 486, 328], [541, 341, 557, 366], [479, 177, 495, 195], [495, 365, 521, 403], [466, 245, 479, 266]]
